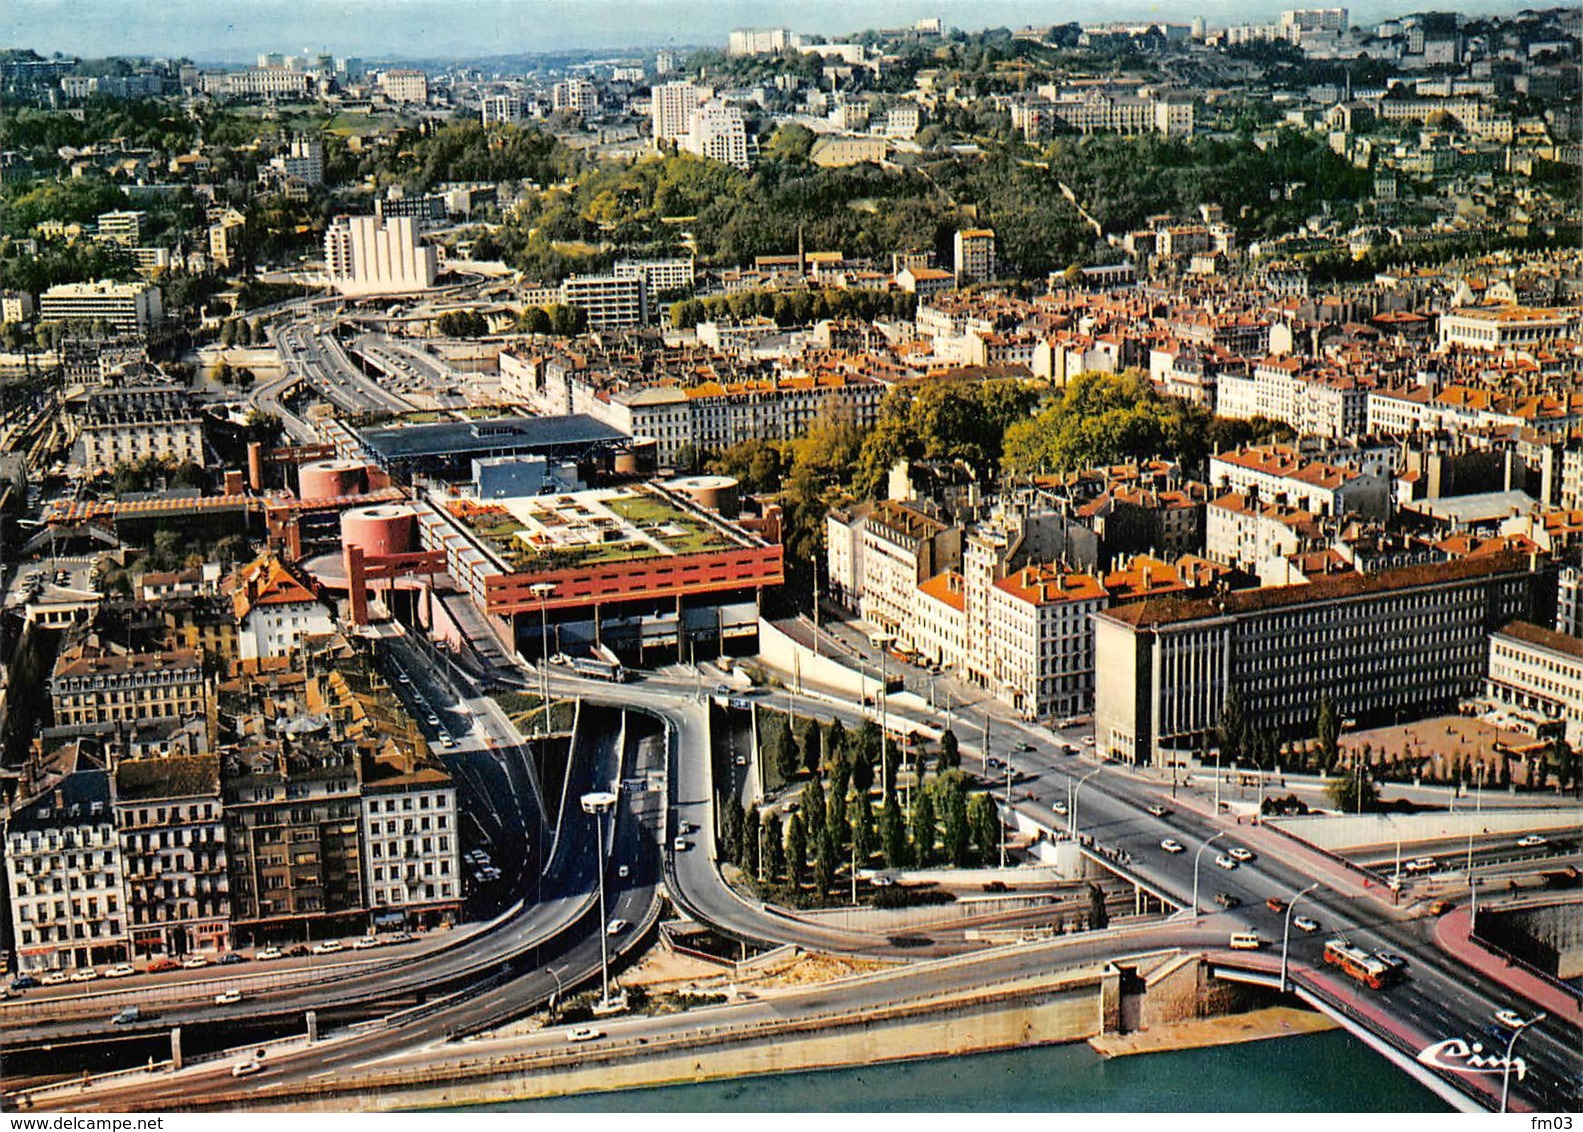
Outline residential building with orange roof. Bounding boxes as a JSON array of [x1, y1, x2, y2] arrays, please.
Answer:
[[989, 564, 1107, 721], [230, 553, 335, 662], [913, 570, 967, 670]]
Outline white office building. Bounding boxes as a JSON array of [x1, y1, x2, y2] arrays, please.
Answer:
[[324, 215, 438, 296], [686, 102, 750, 169], [652, 81, 700, 145], [39, 279, 162, 333]]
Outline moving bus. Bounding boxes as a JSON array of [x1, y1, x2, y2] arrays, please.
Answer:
[[1322, 937, 1397, 989], [1229, 933, 1265, 950]]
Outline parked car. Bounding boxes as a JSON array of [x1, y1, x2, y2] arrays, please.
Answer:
[[286, 945, 311, 958], [310, 940, 343, 955], [256, 947, 283, 961], [104, 963, 138, 978], [214, 990, 244, 1006], [146, 958, 181, 973], [353, 936, 381, 950], [566, 1027, 603, 1042], [1227, 847, 1255, 862], [218, 952, 247, 966], [10, 974, 39, 991], [69, 968, 100, 982], [1159, 839, 1185, 854], [180, 955, 209, 969], [41, 970, 71, 985]]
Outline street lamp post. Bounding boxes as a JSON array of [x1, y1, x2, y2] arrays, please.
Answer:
[[1191, 832, 1227, 918], [1500, 1013, 1547, 1113], [530, 582, 555, 735], [1070, 766, 1103, 842], [1279, 882, 1321, 993], [547, 965, 568, 1021], [580, 791, 618, 1010]]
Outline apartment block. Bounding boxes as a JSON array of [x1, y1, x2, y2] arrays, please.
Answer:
[[324, 215, 438, 297], [1093, 553, 1542, 766], [51, 646, 208, 731], [1485, 621, 1583, 747], [40, 279, 162, 334]]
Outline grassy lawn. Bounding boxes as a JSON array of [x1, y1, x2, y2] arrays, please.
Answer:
[[491, 690, 576, 735], [604, 494, 732, 555]]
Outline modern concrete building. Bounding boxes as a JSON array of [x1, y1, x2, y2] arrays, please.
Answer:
[[552, 79, 599, 116], [1486, 620, 1583, 746], [39, 279, 162, 334], [651, 81, 699, 144], [324, 215, 438, 296], [686, 102, 750, 169], [728, 27, 793, 55], [558, 274, 647, 329], [1093, 553, 1544, 766], [379, 69, 428, 104], [96, 210, 146, 246]]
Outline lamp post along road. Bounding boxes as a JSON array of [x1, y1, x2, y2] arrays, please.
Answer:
[[1279, 882, 1321, 992], [871, 633, 895, 799], [1501, 1013, 1546, 1113], [581, 791, 618, 1008], [1191, 832, 1227, 918], [530, 582, 555, 735], [1071, 767, 1103, 842]]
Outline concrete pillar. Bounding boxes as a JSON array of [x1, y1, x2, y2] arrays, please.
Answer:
[[170, 1027, 183, 1070], [246, 442, 264, 490], [306, 1010, 318, 1044]]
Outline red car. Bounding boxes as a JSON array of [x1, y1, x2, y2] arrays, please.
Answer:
[[146, 957, 181, 973]]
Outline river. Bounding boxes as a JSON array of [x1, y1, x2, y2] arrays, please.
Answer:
[[460, 1030, 1449, 1112]]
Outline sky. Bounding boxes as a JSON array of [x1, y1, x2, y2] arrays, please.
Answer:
[[4, 0, 1529, 62]]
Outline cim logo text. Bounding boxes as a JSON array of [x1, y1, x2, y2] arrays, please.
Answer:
[[1416, 1038, 1527, 1081]]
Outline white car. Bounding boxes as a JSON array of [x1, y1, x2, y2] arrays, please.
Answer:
[[566, 1026, 603, 1042], [1227, 847, 1255, 862], [617, 865, 630, 879], [1214, 854, 1239, 870], [40, 970, 71, 986], [231, 1060, 263, 1078], [1516, 835, 1547, 848], [1146, 805, 1170, 818], [69, 968, 100, 983], [104, 964, 137, 979], [673, 838, 690, 852], [214, 989, 244, 1005], [256, 947, 283, 961], [1293, 915, 1320, 933], [1160, 838, 1186, 854], [606, 918, 628, 936], [1051, 800, 1069, 816], [353, 936, 381, 950], [310, 941, 344, 955], [181, 955, 209, 969]]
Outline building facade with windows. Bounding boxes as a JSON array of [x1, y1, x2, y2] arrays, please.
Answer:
[[1486, 620, 1583, 747], [5, 768, 130, 973], [360, 758, 461, 929], [40, 279, 162, 334], [50, 647, 208, 731], [1093, 553, 1544, 766]]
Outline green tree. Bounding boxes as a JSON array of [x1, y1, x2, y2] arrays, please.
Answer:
[[937, 728, 960, 772], [1316, 694, 1341, 771], [910, 789, 937, 867], [1325, 764, 1380, 813], [881, 793, 907, 869], [814, 829, 836, 896], [1217, 688, 1245, 766], [825, 717, 847, 773], [968, 792, 999, 865], [796, 715, 821, 776], [785, 811, 808, 888], [937, 773, 971, 866], [769, 711, 801, 784], [852, 789, 875, 864], [763, 122, 816, 164], [802, 774, 826, 845], [763, 813, 785, 880]]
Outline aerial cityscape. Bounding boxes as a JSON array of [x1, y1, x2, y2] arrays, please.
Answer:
[[0, 0, 1579, 1116]]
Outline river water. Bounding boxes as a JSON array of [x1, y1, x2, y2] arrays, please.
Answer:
[[463, 1030, 1449, 1112]]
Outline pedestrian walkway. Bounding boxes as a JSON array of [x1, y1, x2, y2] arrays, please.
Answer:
[[1433, 906, 1583, 1026]]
